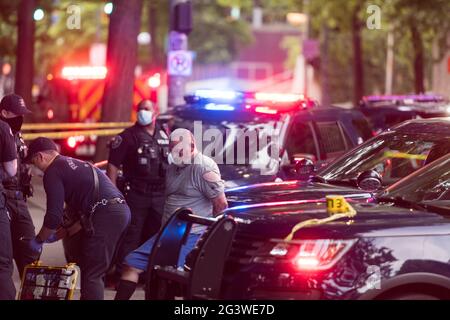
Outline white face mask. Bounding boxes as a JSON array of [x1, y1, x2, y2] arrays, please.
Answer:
[[137, 110, 153, 126]]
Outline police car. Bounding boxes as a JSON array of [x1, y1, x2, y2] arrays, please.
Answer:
[[359, 93, 450, 133], [166, 90, 372, 187], [146, 153, 450, 300], [225, 118, 450, 207]]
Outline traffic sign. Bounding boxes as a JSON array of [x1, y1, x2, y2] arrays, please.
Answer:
[[168, 50, 193, 76]]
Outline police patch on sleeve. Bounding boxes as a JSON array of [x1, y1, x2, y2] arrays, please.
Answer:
[[111, 135, 123, 149]]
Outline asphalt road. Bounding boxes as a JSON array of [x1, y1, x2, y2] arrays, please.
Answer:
[[12, 176, 145, 300]]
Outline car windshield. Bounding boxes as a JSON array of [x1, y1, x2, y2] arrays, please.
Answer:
[[318, 131, 450, 185], [171, 108, 286, 173], [378, 154, 450, 208]]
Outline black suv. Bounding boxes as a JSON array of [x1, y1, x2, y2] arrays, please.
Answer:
[[226, 118, 450, 207], [168, 90, 372, 187], [359, 94, 449, 133], [146, 153, 450, 300]]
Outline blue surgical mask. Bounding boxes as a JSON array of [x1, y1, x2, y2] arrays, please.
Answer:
[[137, 110, 153, 126]]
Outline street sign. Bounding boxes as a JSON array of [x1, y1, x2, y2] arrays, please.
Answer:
[[168, 50, 193, 76]]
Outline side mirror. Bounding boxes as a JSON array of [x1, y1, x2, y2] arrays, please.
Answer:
[[295, 158, 315, 177], [357, 170, 382, 191]]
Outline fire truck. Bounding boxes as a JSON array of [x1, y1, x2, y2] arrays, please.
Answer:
[[39, 65, 164, 158]]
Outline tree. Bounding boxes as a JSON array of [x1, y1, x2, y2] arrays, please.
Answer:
[[15, 0, 36, 106], [387, 0, 450, 93], [94, 0, 143, 162]]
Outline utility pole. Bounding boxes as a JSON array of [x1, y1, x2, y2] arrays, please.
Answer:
[[167, 0, 192, 110]]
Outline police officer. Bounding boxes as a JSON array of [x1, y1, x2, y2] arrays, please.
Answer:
[[0, 94, 38, 276], [25, 137, 131, 300], [107, 100, 169, 266], [0, 113, 18, 300]]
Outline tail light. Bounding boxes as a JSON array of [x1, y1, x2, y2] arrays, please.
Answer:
[[253, 239, 356, 271], [66, 135, 85, 149]]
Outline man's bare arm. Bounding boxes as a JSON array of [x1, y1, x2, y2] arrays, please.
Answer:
[[211, 192, 228, 216], [106, 163, 119, 186], [3, 159, 17, 177]]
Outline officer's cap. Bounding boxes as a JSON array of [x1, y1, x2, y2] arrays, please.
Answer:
[[24, 137, 58, 163], [0, 94, 32, 115]]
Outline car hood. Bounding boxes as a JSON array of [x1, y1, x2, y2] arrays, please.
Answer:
[[226, 180, 372, 207], [219, 164, 277, 188], [225, 201, 449, 240]]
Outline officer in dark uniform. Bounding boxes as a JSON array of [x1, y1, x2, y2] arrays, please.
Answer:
[[107, 100, 169, 265], [0, 114, 18, 300], [25, 137, 131, 300], [0, 94, 38, 276]]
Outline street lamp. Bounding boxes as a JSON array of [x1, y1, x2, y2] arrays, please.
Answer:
[[33, 8, 44, 21], [104, 2, 113, 15]]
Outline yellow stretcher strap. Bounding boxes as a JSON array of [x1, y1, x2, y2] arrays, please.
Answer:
[[383, 151, 427, 160], [22, 122, 133, 131], [284, 196, 357, 242], [22, 128, 123, 140]]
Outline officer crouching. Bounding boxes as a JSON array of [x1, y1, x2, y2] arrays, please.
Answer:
[[24, 137, 131, 300], [107, 100, 169, 268]]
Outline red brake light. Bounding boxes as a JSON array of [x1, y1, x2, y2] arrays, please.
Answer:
[[47, 109, 54, 120], [67, 136, 77, 148]]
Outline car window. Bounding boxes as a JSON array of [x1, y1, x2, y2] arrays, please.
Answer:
[[352, 118, 372, 141], [319, 132, 449, 185], [285, 121, 317, 159], [315, 122, 348, 159]]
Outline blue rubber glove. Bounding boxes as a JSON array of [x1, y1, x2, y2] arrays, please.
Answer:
[[45, 233, 58, 244], [28, 237, 43, 254]]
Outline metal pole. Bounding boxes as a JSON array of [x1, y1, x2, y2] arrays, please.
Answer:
[[385, 30, 394, 94], [167, 0, 189, 110]]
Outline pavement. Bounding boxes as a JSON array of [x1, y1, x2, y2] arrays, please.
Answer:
[[12, 176, 145, 300]]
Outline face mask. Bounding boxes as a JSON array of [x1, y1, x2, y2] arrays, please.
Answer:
[[137, 110, 153, 126], [1, 116, 23, 133]]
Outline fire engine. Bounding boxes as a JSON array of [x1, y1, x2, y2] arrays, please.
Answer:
[[39, 65, 164, 158]]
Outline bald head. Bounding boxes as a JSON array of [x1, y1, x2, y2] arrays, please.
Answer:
[[169, 128, 197, 166]]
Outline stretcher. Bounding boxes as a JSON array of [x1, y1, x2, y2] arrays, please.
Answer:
[[145, 208, 238, 300], [18, 259, 78, 300]]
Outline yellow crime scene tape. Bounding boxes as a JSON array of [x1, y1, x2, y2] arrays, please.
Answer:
[[22, 122, 132, 131], [284, 195, 357, 241], [383, 151, 427, 160], [22, 128, 124, 140]]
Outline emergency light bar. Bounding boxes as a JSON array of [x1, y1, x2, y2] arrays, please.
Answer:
[[61, 66, 108, 80], [363, 94, 445, 103]]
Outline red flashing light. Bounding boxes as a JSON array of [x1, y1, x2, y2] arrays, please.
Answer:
[[67, 136, 77, 149], [66, 135, 85, 149], [254, 92, 305, 103], [147, 73, 161, 88], [61, 66, 107, 80]]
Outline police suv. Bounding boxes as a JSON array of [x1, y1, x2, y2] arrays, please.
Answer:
[[166, 90, 372, 187]]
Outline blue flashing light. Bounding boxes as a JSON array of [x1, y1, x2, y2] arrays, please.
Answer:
[[204, 103, 235, 111], [194, 89, 241, 100]]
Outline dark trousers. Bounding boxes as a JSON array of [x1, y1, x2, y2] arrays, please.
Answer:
[[5, 190, 37, 276], [0, 198, 16, 300], [63, 203, 130, 300], [115, 190, 164, 266]]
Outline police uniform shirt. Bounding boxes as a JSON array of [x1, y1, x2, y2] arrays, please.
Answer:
[[163, 152, 225, 234], [0, 120, 17, 192], [108, 124, 168, 182], [43, 156, 123, 229]]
